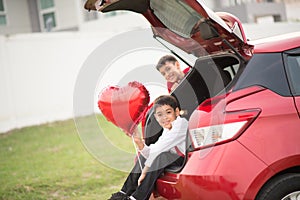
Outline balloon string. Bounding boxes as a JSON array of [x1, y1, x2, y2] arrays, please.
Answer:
[[131, 134, 143, 171]]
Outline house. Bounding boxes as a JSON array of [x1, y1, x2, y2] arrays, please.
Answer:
[[209, 0, 300, 23]]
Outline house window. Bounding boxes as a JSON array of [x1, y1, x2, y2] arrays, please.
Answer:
[[39, 0, 56, 31], [273, 14, 281, 22], [0, 0, 7, 26], [0, 0, 4, 11], [103, 11, 117, 18], [40, 0, 54, 9], [42, 12, 56, 29]]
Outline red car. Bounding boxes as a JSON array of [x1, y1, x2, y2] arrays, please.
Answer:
[[85, 0, 300, 199]]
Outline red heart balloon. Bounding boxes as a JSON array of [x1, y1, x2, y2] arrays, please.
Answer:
[[98, 81, 150, 136]]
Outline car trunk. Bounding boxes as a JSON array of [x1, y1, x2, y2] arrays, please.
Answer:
[[84, 0, 250, 170], [143, 53, 243, 172]]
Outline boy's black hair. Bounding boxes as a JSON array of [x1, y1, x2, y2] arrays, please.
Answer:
[[153, 95, 179, 112], [156, 55, 178, 71]]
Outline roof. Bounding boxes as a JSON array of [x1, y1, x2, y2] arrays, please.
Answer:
[[250, 32, 300, 53]]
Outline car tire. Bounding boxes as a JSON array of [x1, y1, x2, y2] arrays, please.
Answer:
[[255, 173, 300, 200]]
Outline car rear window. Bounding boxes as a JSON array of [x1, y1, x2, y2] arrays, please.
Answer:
[[150, 0, 202, 38]]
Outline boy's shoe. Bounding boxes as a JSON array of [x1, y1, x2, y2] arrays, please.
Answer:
[[108, 191, 127, 200], [122, 196, 138, 200]]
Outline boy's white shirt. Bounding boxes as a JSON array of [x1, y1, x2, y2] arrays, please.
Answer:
[[140, 116, 188, 167]]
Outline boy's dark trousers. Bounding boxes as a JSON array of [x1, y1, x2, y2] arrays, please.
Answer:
[[121, 152, 184, 200]]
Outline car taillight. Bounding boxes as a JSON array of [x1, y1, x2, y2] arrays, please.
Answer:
[[189, 95, 261, 149]]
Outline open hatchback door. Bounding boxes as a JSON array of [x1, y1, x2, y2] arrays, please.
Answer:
[[84, 0, 253, 59]]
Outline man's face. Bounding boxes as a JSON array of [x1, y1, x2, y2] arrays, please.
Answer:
[[154, 104, 179, 130], [158, 61, 183, 83]]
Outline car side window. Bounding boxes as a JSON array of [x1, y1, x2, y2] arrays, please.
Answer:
[[286, 56, 300, 96]]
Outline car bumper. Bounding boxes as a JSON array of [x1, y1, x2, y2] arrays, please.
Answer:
[[156, 141, 271, 200]]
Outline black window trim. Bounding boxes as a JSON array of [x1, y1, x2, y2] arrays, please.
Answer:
[[283, 48, 300, 96]]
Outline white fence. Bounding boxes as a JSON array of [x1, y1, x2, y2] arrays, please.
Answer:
[[1, 22, 300, 133], [0, 32, 111, 133]]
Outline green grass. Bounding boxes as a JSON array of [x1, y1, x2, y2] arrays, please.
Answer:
[[0, 115, 135, 200]]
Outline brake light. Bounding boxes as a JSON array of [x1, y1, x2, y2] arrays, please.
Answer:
[[189, 96, 261, 149]]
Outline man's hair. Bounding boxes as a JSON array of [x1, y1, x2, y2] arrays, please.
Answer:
[[156, 55, 178, 71], [153, 95, 179, 112]]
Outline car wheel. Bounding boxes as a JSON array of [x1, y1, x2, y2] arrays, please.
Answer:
[[256, 173, 300, 200]]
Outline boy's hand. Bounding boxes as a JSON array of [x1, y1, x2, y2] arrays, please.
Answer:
[[138, 166, 149, 185], [138, 173, 146, 186], [132, 128, 144, 150]]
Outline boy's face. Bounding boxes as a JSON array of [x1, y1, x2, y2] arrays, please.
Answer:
[[154, 104, 179, 130], [158, 61, 183, 84]]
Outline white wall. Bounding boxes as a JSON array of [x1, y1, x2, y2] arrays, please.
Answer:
[[286, 2, 300, 22], [79, 11, 150, 32], [0, 22, 300, 133], [243, 22, 300, 40], [55, 0, 79, 31], [0, 31, 111, 133], [0, 12, 150, 133]]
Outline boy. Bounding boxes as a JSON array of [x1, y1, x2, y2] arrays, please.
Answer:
[[109, 95, 188, 200], [156, 55, 190, 93]]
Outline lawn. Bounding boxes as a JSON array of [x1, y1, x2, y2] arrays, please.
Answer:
[[0, 115, 136, 200]]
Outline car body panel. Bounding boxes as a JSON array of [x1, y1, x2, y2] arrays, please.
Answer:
[[295, 97, 300, 117], [160, 87, 300, 199], [227, 89, 300, 166], [156, 141, 270, 200], [84, 0, 149, 13], [250, 32, 300, 53]]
